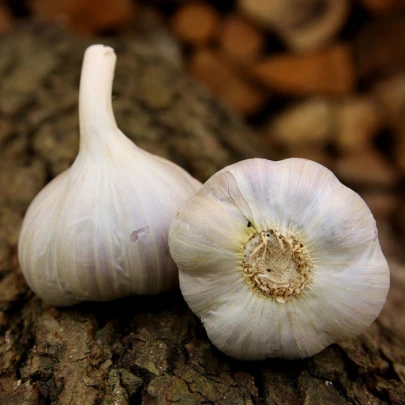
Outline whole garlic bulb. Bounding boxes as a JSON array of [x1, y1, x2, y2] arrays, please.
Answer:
[[169, 158, 390, 360], [18, 45, 201, 307]]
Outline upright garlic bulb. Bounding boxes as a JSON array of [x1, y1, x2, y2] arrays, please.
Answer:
[[169, 158, 390, 360], [18, 45, 201, 306]]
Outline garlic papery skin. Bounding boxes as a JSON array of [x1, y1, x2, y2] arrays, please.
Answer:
[[18, 45, 201, 307], [168, 158, 390, 360]]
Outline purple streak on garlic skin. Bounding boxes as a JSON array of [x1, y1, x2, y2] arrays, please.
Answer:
[[130, 227, 150, 243]]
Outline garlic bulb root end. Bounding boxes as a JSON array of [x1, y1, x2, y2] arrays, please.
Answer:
[[169, 157, 390, 360], [243, 229, 312, 301]]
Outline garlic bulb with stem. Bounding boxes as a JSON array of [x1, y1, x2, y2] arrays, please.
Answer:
[[18, 44, 201, 307], [169, 158, 390, 360]]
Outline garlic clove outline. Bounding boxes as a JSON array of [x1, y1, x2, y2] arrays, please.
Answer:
[[169, 158, 390, 360], [18, 45, 201, 306]]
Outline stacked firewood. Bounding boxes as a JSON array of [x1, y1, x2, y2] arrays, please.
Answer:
[[1, 0, 405, 240], [166, 0, 405, 246]]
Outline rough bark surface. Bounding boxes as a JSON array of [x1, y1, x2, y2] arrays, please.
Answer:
[[0, 24, 404, 405]]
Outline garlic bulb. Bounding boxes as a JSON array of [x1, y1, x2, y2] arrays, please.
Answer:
[[18, 45, 201, 307], [169, 158, 390, 360]]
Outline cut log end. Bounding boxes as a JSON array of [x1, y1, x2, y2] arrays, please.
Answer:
[[171, 2, 220, 45], [189, 49, 266, 115], [219, 15, 264, 63], [252, 44, 356, 95]]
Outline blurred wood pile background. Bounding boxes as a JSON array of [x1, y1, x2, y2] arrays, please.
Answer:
[[2, 0, 404, 238]]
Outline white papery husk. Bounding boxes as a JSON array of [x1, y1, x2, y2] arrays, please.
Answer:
[[169, 158, 390, 360], [18, 45, 201, 307]]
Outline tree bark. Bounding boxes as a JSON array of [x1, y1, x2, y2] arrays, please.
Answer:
[[0, 23, 404, 405]]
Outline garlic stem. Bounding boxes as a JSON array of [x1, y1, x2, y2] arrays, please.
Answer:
[[79, 44, 119, 152]]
